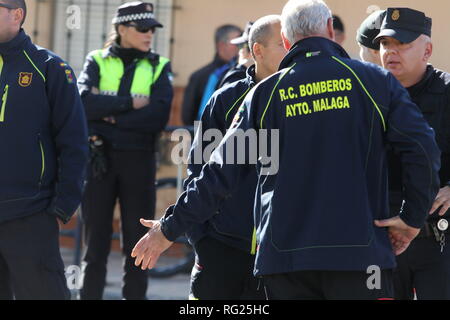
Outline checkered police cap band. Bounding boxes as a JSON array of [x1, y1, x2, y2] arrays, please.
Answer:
[[112, 12, 155, 24]]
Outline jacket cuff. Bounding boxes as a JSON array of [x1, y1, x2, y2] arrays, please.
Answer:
[[46, 205, 72, 224], [399, 207, 427, 229], [160, 207, 185, 242], [46, 197, 76, 224]]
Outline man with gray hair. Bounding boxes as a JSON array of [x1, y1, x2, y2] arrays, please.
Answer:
[[182, 24, 241, 125], [132, 0, 440, 300], [217, 22, 255, 89]]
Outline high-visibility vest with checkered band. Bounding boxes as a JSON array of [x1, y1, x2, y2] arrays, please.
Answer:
[[91, 49, 170, 98]]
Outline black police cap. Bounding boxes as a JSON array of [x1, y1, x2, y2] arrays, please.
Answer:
[[374, 8, 431, 44], [356, 10, 386, 50], [112, 1, 163, 28]]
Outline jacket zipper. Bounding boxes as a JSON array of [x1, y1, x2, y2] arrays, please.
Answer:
[[0, 85, 8, 122]]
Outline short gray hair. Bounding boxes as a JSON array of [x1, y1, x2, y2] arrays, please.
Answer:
[[215, 24, 242, 45], [281, 0, 332, 43], [248, 15, 281, 58]]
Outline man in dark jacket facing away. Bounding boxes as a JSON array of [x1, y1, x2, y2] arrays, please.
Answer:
[[182, 15, 286, 300], [132, 0, 441, 300], [182, 24, 241, 125], [0, 0, 88, 299]]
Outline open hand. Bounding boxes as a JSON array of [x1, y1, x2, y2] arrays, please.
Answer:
[[131, 219, 173, 270], [374, 216, 420, 255], [429, 186, 450, 216]]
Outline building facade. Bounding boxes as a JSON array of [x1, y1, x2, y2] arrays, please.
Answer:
[[24, 0, 450, 125]]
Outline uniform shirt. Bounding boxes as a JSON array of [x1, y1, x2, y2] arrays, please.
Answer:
[[161, 37, 440, 275], [78, 44, 173, 151]]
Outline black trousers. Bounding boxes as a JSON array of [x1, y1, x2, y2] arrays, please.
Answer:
[[0, 212, 70, 300], [80, 149, 156, 300], [394, 236, 450, 300], [263, 269, 394, 300], [190, 236, 265, 300]]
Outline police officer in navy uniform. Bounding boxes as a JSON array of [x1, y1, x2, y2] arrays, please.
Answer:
[[374, 8, 450, 300], [131, 0, 441, 300], [0, 0, 88, 300], [181, 15, 286, 300], [78, 1, 173, 300]]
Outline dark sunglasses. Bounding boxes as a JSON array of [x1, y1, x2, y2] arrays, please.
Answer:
[[124, 23, 155, 34], [0, 3, 18, 10]]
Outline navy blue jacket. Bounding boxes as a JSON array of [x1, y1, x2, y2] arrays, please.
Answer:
[[78, 46, 173, 151], [161, 37, 440, 275], [217, 64, 248, 89], [0, 30, 88, 223], [177, 65, 258, 253]]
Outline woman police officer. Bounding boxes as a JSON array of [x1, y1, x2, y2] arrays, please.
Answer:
[[77, 2, 173, 300]]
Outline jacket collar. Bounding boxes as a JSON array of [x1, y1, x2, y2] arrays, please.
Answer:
[[103, 43, 158, 61], [279, 36, 350, 69], [0, 29, 30, 56], [246, 64, 257, 86], [407, 64, 435, 96]]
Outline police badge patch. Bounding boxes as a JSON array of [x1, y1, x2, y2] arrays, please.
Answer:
[[18, 72, 33, 87], [392, 9, 400, 21]]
